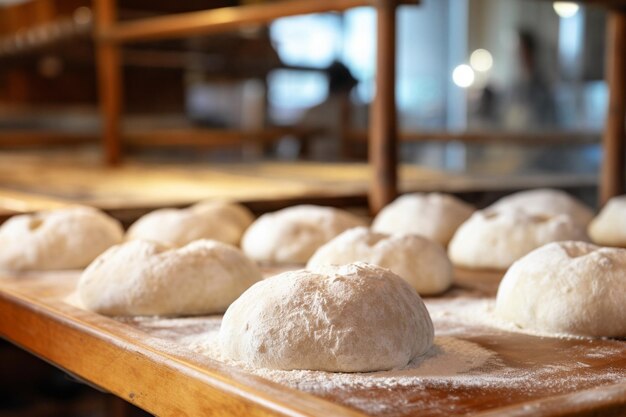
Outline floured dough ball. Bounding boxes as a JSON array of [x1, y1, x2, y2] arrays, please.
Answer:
[[78, 239, 262, 316], [0, 206, 123, 271], [307, 227, 452, 295], [489, 188, 593, 227], [372, 193, 474, 246], [496, 241, 626, 337], [588, 196, 626, 247], [448, 209, 588, 270], [241, 205, 366, 264], [219, 262, 434, 372], [127, 201, 254, 247]]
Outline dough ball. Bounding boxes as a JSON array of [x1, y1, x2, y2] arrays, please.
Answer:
[[307, 227, 452, 295], [241, 205, 366, 264], [448, 209, 588, 270], [219, 262, 434, 372], [78, 239, 262, 316], [588, 196, 626, 247], [488, 188, 593, 227], [495, 241, 626, 337], [372, 193, 474, 246], [127, 201, 254, 247], [0, 206, 123, 271]]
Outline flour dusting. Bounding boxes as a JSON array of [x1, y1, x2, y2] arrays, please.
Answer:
[[121, 314, 497, 390], [112, 297, 626, 417]]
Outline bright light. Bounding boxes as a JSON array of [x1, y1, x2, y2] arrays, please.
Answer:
[[452, 64, 475, 88], [470, 49, 493, 72], [553, 2, 580, 18]]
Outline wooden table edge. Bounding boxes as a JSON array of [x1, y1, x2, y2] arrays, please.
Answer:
[[472, 380, 626, 417], [2, 275, 626, 417], [0, 282, 365, 417]]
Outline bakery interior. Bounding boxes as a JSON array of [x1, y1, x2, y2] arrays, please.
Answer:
[[1, 0, 626, 416]]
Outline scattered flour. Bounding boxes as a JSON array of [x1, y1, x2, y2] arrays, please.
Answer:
[[115, 303, 626, 417], [121, 315, 497, 388]]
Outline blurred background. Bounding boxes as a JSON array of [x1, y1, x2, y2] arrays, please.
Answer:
[[0, 0, 606, 174]]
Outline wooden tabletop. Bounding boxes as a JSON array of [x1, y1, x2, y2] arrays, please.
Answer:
[[1, 269, 625, 417], [0, 151, 597, 220]]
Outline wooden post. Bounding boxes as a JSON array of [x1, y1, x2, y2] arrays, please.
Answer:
[[94, 0, 123, 166], [600, 10, 626, 206], [368, 0, 398, 214]]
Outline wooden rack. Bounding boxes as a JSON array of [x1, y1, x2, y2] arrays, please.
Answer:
[[0, 0, 623, 211], [92, 0, 626, 212], [93, 0, 416, 212]]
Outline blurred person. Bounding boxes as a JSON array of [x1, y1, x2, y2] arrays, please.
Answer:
[[297, 60, 368, 160], [503, 28, 557, 129]]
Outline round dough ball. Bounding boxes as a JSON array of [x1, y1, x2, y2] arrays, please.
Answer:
[[241, 205, 366, 264], [127, 201, 254, 247], [0, 206, 123, 271], [372, 193, 474, 246], [496, 241, 626, 337], [588, 196, 626, 247], [448, 209, 588, 270], [219, 262, 434, 372], [307, 227, 452, 295], [488, 188, 593, 227], [78, 239, 262, 316]]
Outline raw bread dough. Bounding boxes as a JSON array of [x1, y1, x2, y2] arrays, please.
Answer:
[[219, 262, 434, 372], [241, 205, 366, 264], [127, 201, 254, 247], [78, 239, 262, 316], [588, 196, 626, 247], [307, 227, 452, 295], [495, 241, 626, 337], [488, 188, 593, 227], [372, 193, 474, 246], [448, 209, 588, 270], [0, 206, 123, 271]]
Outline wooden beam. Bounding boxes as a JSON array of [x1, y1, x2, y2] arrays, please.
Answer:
[[99, 0, 417, 44], [368, 0, 398, 214], [346, 130, 601, 145], [600, 10, 626, 206], [0, 131, 97, 147], [124, 127, 321, 149], [95, 0, 123, 165]]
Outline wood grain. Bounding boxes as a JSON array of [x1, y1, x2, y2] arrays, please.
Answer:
[[0, 273, 364, 417], [600, 9, 626, 206], [0, 154, 598, 216], [368, 0, 399, 214], [94, 0, 123, 166], [1, 272, 626, 416]]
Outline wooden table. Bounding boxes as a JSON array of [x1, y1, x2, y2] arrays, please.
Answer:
[[1, 269, 625, 417], [0, 151, 597, 221]]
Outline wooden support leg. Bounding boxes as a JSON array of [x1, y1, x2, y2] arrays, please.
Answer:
[[95, 0, 123, 166], [368, 0, 398, 214], [600, 10, 626, 206]]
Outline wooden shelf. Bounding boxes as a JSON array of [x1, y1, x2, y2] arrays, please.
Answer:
[[99, 0, 415, 43], [346, 130, 601, 146], [124, 126, 320, 149], [0, 153, 598, 224]]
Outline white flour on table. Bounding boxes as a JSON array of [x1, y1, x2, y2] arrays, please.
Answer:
[[110, 296, 626, 417]]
